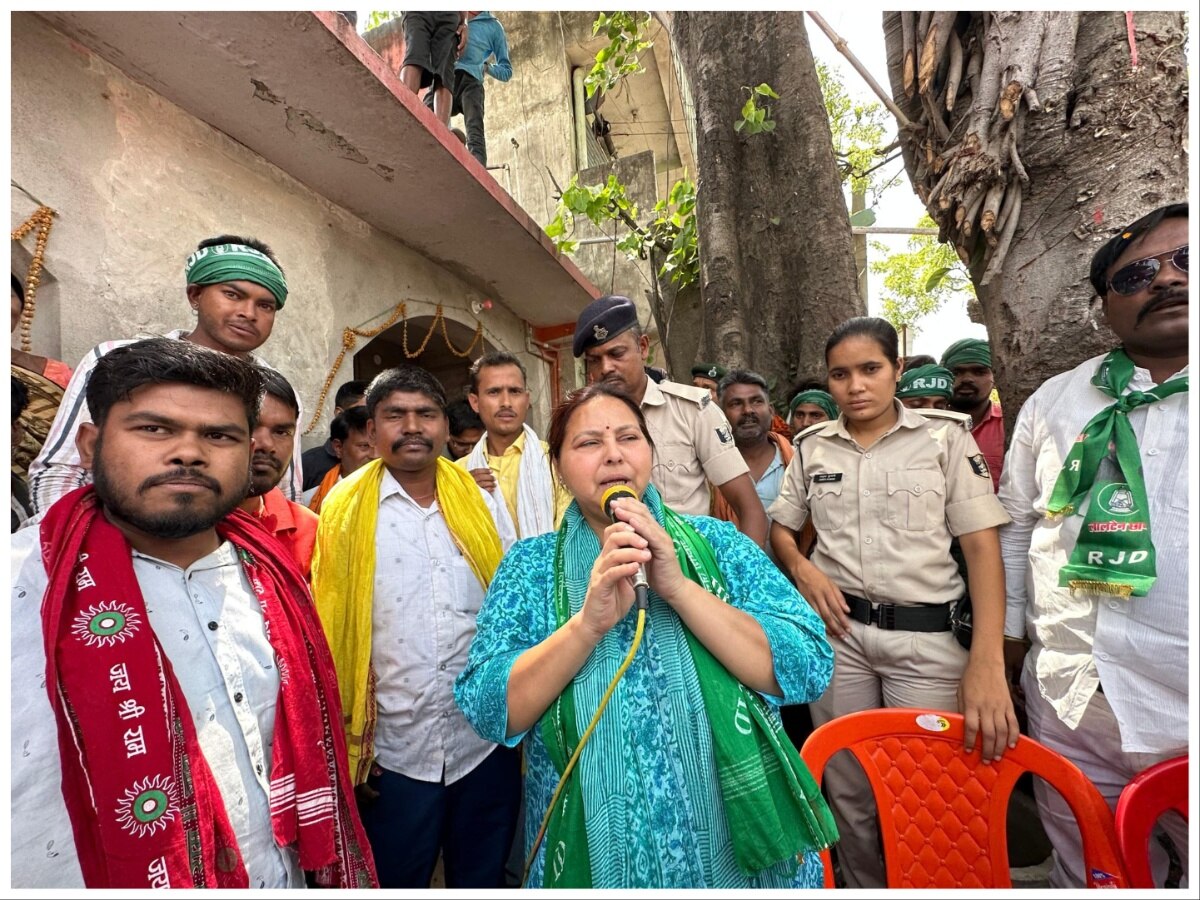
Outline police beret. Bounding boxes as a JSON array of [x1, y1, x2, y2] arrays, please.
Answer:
[[690, 363, 728, 380], [573, 294, 639, 357]]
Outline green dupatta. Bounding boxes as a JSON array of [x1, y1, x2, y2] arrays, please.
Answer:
[[537, 506, 837, 887]]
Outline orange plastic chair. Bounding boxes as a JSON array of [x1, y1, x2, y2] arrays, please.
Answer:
[[1115, 755, 1188, 889], [800, 708, 1128, 888]]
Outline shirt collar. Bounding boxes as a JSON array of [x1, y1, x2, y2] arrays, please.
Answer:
[[132, 539, 239, 574], [378, 467, 439, 511], [255, 487, 296, 534], [828, 400, 918, 443], [640, 376, 666, 408], [489, 429, 527, 458]]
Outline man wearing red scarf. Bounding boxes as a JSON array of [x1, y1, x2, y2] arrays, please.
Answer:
[[9, 338, 375, 889]]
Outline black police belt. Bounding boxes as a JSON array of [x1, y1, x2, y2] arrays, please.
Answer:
[[844, 593, 955, 632]]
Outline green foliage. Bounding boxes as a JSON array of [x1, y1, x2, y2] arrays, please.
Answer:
[[546, 173, 700, 290], [734, 83, 780, 134], [817, 60, 890, 196], [364, 11, 401, 31], [871, 215, 974, 327], [585, 12, 654, 99]]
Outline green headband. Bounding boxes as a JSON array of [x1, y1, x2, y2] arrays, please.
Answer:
[[788, 389, 838, 421], [185, 244, 288, 308], [897, 364, 954, 399], [941, 337, 991, 370]]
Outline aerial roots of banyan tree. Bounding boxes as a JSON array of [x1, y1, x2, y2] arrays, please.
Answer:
[[896, 11, 1080, 286]]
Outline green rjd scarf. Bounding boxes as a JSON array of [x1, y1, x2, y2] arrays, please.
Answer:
[[1047, 348, 1187, 597], [538, 509, 837, 887]]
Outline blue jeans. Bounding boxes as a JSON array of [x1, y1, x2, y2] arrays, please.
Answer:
[[358, 747, 521, 888]]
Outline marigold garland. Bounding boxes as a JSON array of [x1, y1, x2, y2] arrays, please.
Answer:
[[304, 303, 484, 434], [11, 206, 56, 353]]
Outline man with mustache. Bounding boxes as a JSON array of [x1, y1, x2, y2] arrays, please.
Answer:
[[714, 370, 793, 520], [941, 337, 1004, 491], [999, 202, 1189, 888], [311, 364, 519, 888], [459, 351, 568, 538], [239, 370, 319, 579], [28, 235, 305, 513], [9, 338, 375, 888], [573, 294, 769, 547]]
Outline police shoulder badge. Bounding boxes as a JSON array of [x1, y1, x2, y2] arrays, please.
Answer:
[[968, 454, 990, 479], [716, 425, 733, 444]]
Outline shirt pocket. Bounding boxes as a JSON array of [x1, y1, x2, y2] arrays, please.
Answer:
[[652, 442, 699, 489], [807, 481, 845, 530], [886, 469, 946, 532]]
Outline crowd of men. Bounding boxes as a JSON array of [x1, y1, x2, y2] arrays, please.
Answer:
[[8, 200, 1188, 889]]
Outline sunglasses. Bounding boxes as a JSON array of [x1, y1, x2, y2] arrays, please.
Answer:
[[1108, 244, 1188, 296]]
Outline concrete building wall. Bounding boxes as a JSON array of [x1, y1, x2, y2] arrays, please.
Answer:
[[10, 13, 554, 445], [481, 12, 663, 372]]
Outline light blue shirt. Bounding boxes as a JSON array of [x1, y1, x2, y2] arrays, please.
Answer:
[[754, 445, 787, 512], [455, 11, 512, 84]]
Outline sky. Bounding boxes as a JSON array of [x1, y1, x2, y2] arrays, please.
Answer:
[[803, 9, 986, 359]]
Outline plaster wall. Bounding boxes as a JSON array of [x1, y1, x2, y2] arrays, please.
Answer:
[[10, 13, 554, 446]]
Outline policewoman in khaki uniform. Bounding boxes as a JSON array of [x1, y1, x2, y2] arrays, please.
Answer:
[[768, 317, 1017, 888]]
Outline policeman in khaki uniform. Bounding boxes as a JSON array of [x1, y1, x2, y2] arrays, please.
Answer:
[[690, 362, 727, 400], [768, 316, 1016, 889], [572, 295, 768, 547]]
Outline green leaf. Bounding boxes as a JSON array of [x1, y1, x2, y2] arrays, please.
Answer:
[[544, 215, 565, 239], [741, 96, 757, 120], [848, 208, 876, 227], [769, 216, 781, 226], [754, 83, 781, 99], [734, 119, 746, 133], [761, 118, 776, 132], [924, 266, 952, 291]]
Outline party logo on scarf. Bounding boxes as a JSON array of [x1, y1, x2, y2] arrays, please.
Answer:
[[71, 603, 142, 647], [115, 775, 178, 837], [1097, 483, 1137, 517]]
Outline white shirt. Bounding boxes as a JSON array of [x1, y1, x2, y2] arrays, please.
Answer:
[[9, 526, 304, 888], [27, 330, 305, 512], [369, 469, 516, 784], [999, 355, 1188, 753]]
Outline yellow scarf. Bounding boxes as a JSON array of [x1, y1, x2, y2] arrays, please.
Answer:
[[311, 457, 503, 784]]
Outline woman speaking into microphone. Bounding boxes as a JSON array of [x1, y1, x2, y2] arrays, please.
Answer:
[[455, 382, 836, 889]]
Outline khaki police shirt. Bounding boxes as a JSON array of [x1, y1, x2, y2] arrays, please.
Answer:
[[641, 378, 749, 515], [767, 402, 1009, 605]]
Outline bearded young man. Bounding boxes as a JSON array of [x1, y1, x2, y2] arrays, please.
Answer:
[[239, 370, 320, 578], [9, 338, 374, 889], [999, 202, 1189, 889]]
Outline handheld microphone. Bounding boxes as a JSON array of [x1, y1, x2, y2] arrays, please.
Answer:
[[600, 484, 650, 611]]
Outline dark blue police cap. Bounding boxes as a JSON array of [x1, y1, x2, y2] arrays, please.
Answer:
[[572, 294, 639, 358]]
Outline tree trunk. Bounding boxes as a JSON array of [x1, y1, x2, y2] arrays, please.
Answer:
[[883, 11, 1188, 434], [670, 11, 863, 391]]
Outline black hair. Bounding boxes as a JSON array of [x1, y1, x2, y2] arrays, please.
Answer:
[[548, 381, 654, 464], [12, 273, 25, 310], [196, 234, 285, 274], [717, 369, 769, 400], [447, 399, 484, 435], [330, 405, 371, 442], [469, 351, 528, 394], [334, 379, 369, 410], [825, 316, 900, 367], [259, 369, 299, 417], [365, 364, 448, 418], [85, 337, 265, 430], [1089, 202, 1188, 297], [902, 354, 937, 369], [12, 376, 29, 423]]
